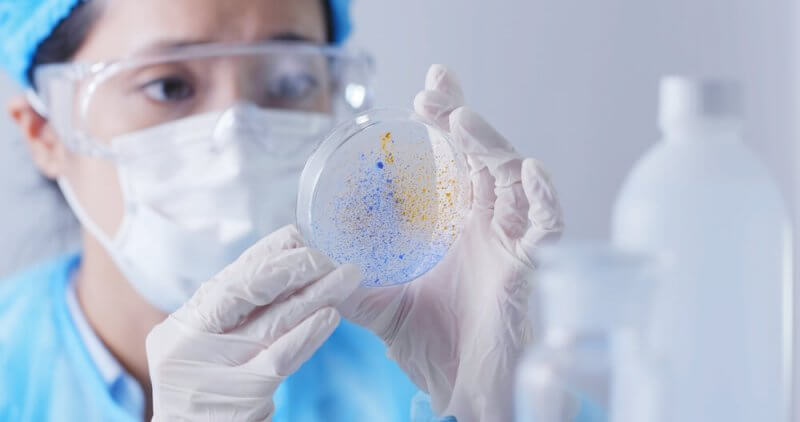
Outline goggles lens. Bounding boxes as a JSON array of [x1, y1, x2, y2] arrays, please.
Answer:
[[35, 43, 374, 153]]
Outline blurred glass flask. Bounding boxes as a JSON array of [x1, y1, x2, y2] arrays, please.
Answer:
[[515, 244, 662, 422]]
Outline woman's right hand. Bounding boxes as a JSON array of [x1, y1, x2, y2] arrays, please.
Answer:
[[145, 225, 362, 421]]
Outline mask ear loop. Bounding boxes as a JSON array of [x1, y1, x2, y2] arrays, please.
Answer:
[[56, 177, 118, 253], [25, 89, 49, 118]]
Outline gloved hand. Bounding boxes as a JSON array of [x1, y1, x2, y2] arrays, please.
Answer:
[[146, 225, 362, 422], [339, 65, 564, 422]]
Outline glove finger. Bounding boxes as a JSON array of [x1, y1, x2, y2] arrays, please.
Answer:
[[518, 158, 564, 263], [148, 316, 268, 365], [230, 264, 362, 344], [449, 106, 524, 217], [153, 356, 279, 420], [449, 107, 521, 185], [493, 183, 530, 240], [176, 245, 337, 334], [185, 224, 304, 312], [425, 64, 465, 100], [414, 89, 463, 131], [240, 307, 341, 378], [413, 64, 465, 131], [150, 364, 276, 421], [467, 165, 495, 211], [337, 283, 408, 341], [413, 66, 506, 214]]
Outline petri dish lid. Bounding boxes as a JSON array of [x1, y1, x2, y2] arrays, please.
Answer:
[[297, 108, 471, 287]]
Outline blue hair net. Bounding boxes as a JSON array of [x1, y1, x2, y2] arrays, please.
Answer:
[[0, 0, 82, 87], [0, 0, 353, 87], [329, 0, 352, 44]]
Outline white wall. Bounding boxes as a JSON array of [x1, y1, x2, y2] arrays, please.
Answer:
[[0, 75, 79, 277], [352, 0, 797, 240]]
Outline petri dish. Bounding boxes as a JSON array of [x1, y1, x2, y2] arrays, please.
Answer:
[[297, 108, 471, 287]]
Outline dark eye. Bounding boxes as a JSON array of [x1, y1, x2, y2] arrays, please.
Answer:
[[142, 76, 195, 103], [267, 72, 319, 101]]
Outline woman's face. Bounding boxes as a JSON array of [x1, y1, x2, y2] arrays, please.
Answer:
[[15, 0, 328, 237]]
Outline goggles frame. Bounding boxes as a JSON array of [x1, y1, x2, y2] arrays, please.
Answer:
[[28, 41, 375, 160]]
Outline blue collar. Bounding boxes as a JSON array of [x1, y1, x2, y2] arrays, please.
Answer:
[[52, 253, 144, 421]]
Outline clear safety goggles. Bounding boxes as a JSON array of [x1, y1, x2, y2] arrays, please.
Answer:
[[29, 42, 375, 160]]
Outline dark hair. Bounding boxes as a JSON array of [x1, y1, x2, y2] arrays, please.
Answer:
[[26, 1, 99, 87], [28, 1, 335, 88], [321, 0, 334, 44]]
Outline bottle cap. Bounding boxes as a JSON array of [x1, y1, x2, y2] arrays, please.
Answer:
[[659, 76, 742, 130]]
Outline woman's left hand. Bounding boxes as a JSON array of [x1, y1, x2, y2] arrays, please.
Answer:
[[339, 65, 564, 422]]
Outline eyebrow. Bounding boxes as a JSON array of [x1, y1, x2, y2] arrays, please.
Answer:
[[133, 32, 316, 56]]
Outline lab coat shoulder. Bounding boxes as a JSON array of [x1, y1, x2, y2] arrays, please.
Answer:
[[0, 254, 135, 422]]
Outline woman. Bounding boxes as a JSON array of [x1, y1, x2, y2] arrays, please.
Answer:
[[0, 0, 563, 421]]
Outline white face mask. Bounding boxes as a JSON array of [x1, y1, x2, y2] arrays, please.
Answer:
[[58, 104, 331, 312]]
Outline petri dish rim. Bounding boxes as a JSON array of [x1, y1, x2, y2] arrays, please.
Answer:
[[296, 107, 470, 285]]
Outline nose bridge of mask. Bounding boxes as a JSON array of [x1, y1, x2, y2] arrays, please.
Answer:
[[214, 103, 332, 158], [108, 103, 331, 161], [110, 111, 222, 160], [108, 103, 329, 235]]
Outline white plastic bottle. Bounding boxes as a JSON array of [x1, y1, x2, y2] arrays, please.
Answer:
[[611, 76, 791, 422]]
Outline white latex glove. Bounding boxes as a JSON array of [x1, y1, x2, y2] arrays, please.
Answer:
[[339, 65, 564, 422], [146, 225, 362, 422]]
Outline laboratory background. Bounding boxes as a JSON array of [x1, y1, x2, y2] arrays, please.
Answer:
[[0, 0, 798, 420], [358, 0, 800, 411], [354, 1, 800, 416]]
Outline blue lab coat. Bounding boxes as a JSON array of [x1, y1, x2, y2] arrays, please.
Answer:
[[0, 254, 450, 421]]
